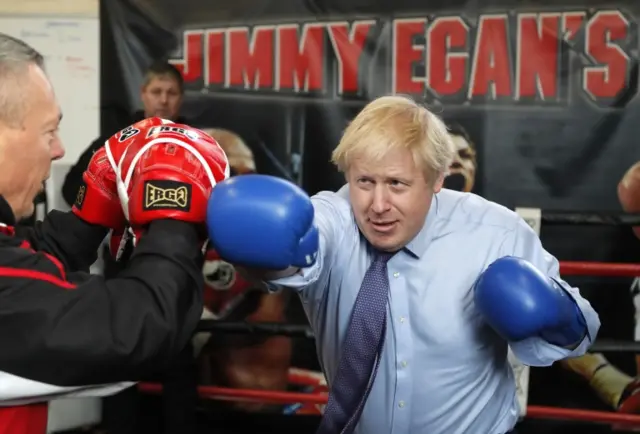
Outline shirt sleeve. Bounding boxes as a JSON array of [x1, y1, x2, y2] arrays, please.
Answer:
[[0, 220, 204, 404], [505, 217, 601, 366], [14, 211, 109, 273], [266, 191, 351, 294]]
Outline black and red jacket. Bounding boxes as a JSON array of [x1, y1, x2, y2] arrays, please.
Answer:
[[0, 196, 204, 434]]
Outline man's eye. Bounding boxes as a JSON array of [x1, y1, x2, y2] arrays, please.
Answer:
[[459, 150, 472, 159]]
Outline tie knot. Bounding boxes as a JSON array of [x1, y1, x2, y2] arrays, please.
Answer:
[[374, 251, 395, 263]]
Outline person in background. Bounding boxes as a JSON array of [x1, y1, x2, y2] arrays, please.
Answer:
[[204, 128, 256, 175], [444, 123, 477, 193], [195, 128, 292, 413], [62, 61, 194, 434], [561, 161, 640, 414], [62, 60, 187, 206]]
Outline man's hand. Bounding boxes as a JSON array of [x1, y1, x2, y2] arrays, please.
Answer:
[[72, 117, 173, 229], [474, 256, 587, 347], [71, 146, 125, 229], [118, 123, 230, 234], [206, 174, 319, 270]]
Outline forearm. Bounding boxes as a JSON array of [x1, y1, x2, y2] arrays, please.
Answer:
[[509, 294, 599, 367], [96, 220, 205, 379], [475, 255, 600, 366], [14, 210, 109, 272], [539, 284, 588, 347], [0, 220, 204, 390], [230, 267, 301, 295], [239, 266, 300, 281]]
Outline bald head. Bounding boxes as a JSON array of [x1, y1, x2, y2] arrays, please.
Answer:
[[618, 161, 640, 239], [619, 162, 640, 212], [203, 128, 255, 173]]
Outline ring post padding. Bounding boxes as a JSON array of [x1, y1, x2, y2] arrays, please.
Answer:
[[516, 207, 542, 235], [509, 207, 541, 418]]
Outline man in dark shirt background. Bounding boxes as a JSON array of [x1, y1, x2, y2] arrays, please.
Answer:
[[62, 60, 187, 206], [62, 60, 197, 434]]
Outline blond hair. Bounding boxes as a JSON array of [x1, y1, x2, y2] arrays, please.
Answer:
[[331, 95, 455, 182]]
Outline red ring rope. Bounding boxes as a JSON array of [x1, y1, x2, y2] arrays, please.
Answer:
[[146, 260, 640, 426], [137, 383, 640, 426], [138, 383, 327, 405], [527, 406, 640, 426], [560, 261, 640, 277]]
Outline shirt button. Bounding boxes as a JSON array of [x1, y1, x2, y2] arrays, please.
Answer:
[[393, 272, 400, 278], [401, 361, 408, 368], [398, 401, 405, 408], [399, 316, 405, 323]]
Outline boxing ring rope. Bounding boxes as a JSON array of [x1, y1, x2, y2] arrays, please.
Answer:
[[561, 261, 640, 277], [526, 406, 640, 426], [138, 382, 328, 405], [539, 211, 640, 226], [138, 209, 640, 428], [192, 320, 640, 353], [136, 382, 640, 427], [191, 260, 640, 354]]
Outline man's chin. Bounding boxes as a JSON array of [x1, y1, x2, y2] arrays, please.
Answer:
[[366, 232, 403, 253], [16, 204, 35, 223], [153, 110, 173, 119]]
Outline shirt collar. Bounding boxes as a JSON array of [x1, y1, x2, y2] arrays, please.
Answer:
[[403, 192, 440, 258]]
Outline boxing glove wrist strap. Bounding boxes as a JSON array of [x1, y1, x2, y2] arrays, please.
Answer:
[[539, 283, 587, 348]]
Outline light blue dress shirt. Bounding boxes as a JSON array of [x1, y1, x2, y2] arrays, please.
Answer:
[[269, 186, 600, 434]]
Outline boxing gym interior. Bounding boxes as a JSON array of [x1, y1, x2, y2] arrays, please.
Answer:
[[5, 0, 640, 432]]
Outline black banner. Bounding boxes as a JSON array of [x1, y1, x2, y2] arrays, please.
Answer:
[[101, 0, 640, 431]]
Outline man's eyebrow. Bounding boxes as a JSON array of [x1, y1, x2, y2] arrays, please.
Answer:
[[46, 112, 62, 127], [387, 175, 412, 183]]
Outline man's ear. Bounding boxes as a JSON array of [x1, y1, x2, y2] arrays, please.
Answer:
[[433, 172, 445, 193]]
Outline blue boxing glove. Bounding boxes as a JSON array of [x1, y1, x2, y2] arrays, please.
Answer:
[[206, 174, 319, 270], [474, 256, 587, 347]]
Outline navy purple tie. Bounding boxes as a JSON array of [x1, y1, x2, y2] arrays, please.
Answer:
[[316, 251, 394, 434]]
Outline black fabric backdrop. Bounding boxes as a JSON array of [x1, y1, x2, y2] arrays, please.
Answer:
[[99, 0, 640, 428]]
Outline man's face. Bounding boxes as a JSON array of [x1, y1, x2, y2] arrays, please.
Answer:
[[0, 64, 64, 220], [444, 134, 476, 192], [140, 75, 182, 120], [347, 147, 441, 252]]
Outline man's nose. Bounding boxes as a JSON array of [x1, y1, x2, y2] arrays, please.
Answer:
[[371, 186, 391, 213], [51, 139, 65, 161]]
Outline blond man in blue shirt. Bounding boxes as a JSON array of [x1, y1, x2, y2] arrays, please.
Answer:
[[206, 95, 601, 434]]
